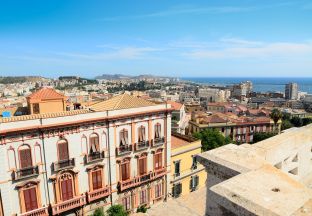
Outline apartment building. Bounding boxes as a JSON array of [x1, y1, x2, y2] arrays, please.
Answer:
[[188, 112, 280, 143], [0, 88, 172, 215], [170, 134, 206, 198]]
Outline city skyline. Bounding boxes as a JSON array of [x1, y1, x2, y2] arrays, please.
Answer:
[[1, 0, 312, 77]]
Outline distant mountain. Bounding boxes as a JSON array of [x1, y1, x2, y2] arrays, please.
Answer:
[[95, 74, 175, 80], [0, 76, 47, 84]]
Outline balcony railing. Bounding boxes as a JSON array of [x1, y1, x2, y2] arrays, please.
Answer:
[[53, 158, 75, 172], [119, 167, 167, 192], [51, 195, 86, 215], [87, 186, 111, 203], [116, 144, 132, 156], [19, 206, 49, 216], [135, 141, 149, 151], [152, 167, 167, 179], [84, 151, 105, 164], [119, 172, 152, 191], [13, 166, 39, 181], [152, 137, 165, 147]]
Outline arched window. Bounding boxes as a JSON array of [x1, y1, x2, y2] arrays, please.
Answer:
[[120, 129, 129, 146], [59, 172, 74, 201], [57, 140, 69, 161], [19, 145, 33, 169], [155, 123, 161, 139], [138, 126, 146, 142], [89, 133, 100, 154]]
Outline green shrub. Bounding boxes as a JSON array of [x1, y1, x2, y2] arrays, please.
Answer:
[[136, 205, 148, 213], [93, 208, 105, 216], [107, 204, 128, 216]]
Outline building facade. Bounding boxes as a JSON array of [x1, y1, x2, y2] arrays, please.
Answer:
[[0, 91, 172, 216], [188, 112, 280, 143], [170, 134, 206, 198], [285, 82, 299, 100]]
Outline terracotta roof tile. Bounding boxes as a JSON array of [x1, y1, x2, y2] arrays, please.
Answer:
[[167, 100, 183, 110], [27, 88, 65, 100], [90, 93, 156, 111], [171, 135, 190, 149], [0, 109, 90, 123]]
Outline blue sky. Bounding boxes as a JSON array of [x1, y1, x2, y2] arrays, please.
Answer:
[[0, 0, 312, 78]]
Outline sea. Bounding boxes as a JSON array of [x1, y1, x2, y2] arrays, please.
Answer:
[[182, 77, 312, 94]]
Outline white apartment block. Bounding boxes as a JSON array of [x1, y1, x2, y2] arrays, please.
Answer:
[[0, 91, 172, 216]]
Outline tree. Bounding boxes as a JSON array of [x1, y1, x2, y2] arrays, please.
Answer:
[[93, 208, 105, 216], [281, 119, 293, 131], [269, 109, 282, 133], [253, 132, 276, 143], [193, 128, 232, 151], [107, 205, 128, 216]]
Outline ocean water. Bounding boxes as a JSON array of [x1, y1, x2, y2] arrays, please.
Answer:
[[182, 77, 312, 94]]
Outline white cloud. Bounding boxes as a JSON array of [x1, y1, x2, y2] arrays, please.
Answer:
[[56, 46, 161, 60], [98, 6, 253, 21], [183, 39, 312, 59]]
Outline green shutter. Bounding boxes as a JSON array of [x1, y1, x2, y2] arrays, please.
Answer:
[[195, 176, 199, 187]]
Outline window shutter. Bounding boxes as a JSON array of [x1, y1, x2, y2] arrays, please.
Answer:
[[58, 142, 69, 161], [24, 188, 38, 212], [122, 163, 130, 180], [61, 179, 73, 201], [178, 183, 182, 195], [195, 176, 199, 187], [172, 185, 176, 197], [20, 149, 32, 169], [190, 178, 193, 190]]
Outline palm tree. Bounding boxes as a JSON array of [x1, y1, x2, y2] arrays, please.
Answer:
[[269, 108, 282, 134]]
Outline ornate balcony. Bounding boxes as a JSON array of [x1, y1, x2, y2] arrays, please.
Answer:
[[152, 167, 167, 179], [87, 186, 111, 203], [19, 206, 49, 216], [135, 141, 149, 151], [53, 158, 75, 172], [12, 166, 39, 181], [84, 151, 105, 164], [119, 168, 167, 192], [116, 144, 132, 156], [119, 172, 152, 191], [152, 137, 165, 147], [51, 195, 86, 215]]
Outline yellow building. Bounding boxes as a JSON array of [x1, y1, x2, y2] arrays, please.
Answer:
[[170, 133, 206, 198], [27, 87, 66, 114]]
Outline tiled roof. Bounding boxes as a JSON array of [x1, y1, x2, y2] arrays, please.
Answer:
[[27, 88, 65, 100], [166, 100, 183, 110], [171, 135, 190, 149], [90, 93, 156, 111], [0, 109, 90, 123]]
